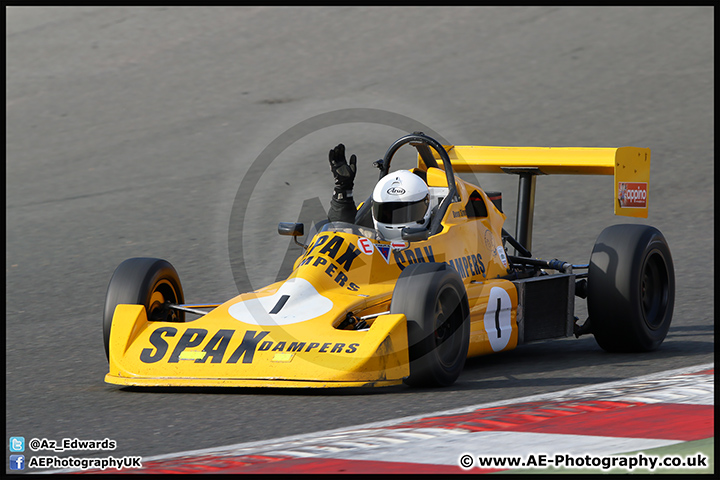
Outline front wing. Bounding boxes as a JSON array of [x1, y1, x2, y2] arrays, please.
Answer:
[[105, 304, 409, 388]]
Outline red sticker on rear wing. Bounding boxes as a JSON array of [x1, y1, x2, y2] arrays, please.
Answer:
[[618, 182, 648, 208]]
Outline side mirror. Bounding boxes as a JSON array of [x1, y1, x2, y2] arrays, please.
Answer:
[[278, 222, 304, 237], [401, 226, 429, 242], [278, 222, 306, 250]]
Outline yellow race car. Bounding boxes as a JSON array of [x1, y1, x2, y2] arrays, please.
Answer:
[[103, 133, 674, 388]]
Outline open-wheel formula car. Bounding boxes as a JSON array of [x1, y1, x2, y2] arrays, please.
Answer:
[[103, 133, 674, 388]]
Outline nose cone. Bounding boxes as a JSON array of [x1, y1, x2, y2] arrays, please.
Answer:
[[228, 277, 334, 327]]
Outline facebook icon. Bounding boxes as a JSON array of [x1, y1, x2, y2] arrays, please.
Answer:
[[10, 454, 25, 470]]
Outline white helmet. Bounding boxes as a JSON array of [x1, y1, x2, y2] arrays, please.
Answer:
[[372, 170, 431, 240]]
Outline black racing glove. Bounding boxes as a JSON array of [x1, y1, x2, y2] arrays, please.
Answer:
[[329, 144, 357, 202]]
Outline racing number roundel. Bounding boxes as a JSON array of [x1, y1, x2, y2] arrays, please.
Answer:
[[358, 237, 374, 255], [484, 286, 512, 352]]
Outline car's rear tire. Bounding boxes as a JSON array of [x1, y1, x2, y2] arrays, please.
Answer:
[[103, 257, 185, 360], [587, 224, 674, 352], [390, 263, 470, 387]]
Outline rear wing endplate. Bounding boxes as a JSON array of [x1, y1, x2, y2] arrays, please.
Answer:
[[425, 145, 651, 218]]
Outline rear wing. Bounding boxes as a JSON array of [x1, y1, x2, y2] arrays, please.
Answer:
[[423, 145, 651, 219]]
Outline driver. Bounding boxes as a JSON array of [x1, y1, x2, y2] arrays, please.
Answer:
[[328, 144, 431, 241]]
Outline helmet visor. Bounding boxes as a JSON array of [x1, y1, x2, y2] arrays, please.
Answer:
[[372, 196, 429, 225]]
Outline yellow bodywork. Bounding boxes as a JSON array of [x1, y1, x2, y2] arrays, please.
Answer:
[[106, 304, 410, 388], [106, 142, 650, 387]]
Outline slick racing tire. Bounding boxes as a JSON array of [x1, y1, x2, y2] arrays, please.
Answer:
[[390, 263, 470, 387], [587, 224, 675, 352], [103, 257, 185, 360]]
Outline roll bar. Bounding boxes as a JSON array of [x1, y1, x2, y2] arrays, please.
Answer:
[[378, 132, 459, 236]]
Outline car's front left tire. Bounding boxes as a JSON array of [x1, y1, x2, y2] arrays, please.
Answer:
[[390, 263, 470, 387]]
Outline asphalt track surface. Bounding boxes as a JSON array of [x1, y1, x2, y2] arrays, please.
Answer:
[[6, 6, 713, 471]]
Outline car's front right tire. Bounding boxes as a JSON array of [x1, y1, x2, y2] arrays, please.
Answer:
[[103, 257, 185, 361]]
